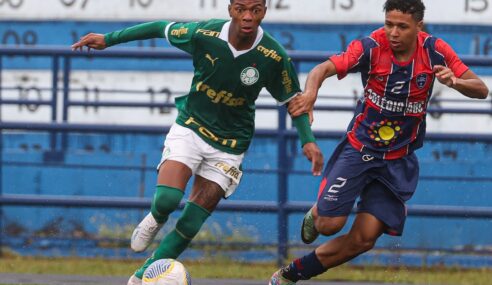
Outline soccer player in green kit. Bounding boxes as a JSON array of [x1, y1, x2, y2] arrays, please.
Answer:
[[71, 0, 324, 284]]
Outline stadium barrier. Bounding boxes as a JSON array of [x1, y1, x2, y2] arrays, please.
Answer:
[[1, 46, 492, 266]]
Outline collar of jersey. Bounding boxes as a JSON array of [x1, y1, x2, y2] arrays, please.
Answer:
[[219, 21, 264, 58]]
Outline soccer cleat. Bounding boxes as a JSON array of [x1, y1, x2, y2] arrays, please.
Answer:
[[300, 207, 319, 244], [127, 274, 142, 285], [269, 268, 296, 285], [131, 212, 164, 252]]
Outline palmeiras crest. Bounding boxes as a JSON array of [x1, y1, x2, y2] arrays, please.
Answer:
[[416, 73, 428, 89]]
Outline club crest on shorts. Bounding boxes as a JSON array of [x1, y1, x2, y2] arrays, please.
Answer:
[[416, 73, 427, 89], [162, 147, 171, 160], [240, 67, 259, 86]]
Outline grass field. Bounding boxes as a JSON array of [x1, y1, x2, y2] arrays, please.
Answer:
[[0, 256, 491, 285]]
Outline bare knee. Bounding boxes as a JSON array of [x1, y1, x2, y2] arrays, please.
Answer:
[[347, 233, 377, 254], [315, 216, 347, 236], [189, 176, 224, 212]]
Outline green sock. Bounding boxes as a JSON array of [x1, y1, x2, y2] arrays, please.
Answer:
[[135, 202, 210, 278], [150, 185, 184, 224]]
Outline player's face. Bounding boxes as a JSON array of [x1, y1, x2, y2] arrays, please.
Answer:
[[384, 10, 423, 54], [229, 0, 267, 38]]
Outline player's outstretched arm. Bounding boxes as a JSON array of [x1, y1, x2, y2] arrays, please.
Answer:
[[71, 33, 107, 51], [288, 60, 338, 121], [434, 65, 489, 99], [72, 21, 169, 51]]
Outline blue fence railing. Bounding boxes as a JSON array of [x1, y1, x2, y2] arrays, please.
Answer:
[[1, 46, 492, 266]]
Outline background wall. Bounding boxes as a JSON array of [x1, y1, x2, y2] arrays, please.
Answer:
[[1, 0, 492, 266]]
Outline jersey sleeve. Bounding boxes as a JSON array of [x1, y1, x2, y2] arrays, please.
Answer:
[[165, 21, 201, 54], [435, 39, 469, 78], [265, 55, 301, 105], [329, 39, 368, 80]]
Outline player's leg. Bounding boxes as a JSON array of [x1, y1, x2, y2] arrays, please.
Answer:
[[131, 175, 223, 281], [133, 142, 244, 266], [130, 160, 192, 252], [130, 129, 244, 283], [301, 201, 348, 244], [149, 175, 224, 259], [149, 175, 223, 260], [270, 142, 380, 285], [270, 212, 385, 285], [131, 123, 202, 254], [271, 179, 408, 284], [301, 141, 373, 244], [139, 143, 245, 260]]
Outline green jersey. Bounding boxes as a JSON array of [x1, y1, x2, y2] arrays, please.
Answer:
[[165, 19, 301, 154]]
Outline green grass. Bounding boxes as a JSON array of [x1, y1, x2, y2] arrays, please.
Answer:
[[1, 256, 491, 285]]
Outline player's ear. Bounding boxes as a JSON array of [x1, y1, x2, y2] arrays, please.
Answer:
[[228, 4, 233, 17], [417, 21, 424, 32]]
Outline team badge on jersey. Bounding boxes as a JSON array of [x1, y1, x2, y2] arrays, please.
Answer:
[[416, 73, 428, 89], [240, 67, 259, 86]]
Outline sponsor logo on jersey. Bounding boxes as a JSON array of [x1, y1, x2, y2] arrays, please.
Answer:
[[416, 73, 428, 89], [205, 54, 219, 66], [366, 88, 425, 114], [257, 45, 282, 62], [240, 67, 259, 86], [196, 82, 245, 107], [170, 27, 189, 37], [196, 29, 220, 37], [367, 119, 404, 147], [281, 70, 293, 94], [184, 116, 237, 148]]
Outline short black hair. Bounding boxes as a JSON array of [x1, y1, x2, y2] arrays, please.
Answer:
[[230, 0, 266, 4], [383, 0, 426, 22]]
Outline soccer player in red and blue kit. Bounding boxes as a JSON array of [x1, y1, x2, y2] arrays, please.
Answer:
[[270, 0, 489, 284]]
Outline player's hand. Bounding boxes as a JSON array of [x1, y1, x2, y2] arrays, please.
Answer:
[[288, 92, 316, 124], [433, 65, 457, 88], [71, 33, 107, 52], [302, 142, 324, 176]]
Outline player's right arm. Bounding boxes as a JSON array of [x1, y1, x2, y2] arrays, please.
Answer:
[[71, 21, 170, 51], [288, 38, 367, 120], [288, 60, 337, 120]]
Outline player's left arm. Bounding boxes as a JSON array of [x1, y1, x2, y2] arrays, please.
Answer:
[[266, 52, 324, 175], [434, 39, 489, 99], [291, 114, 324, 176], [434, 66, 489, 99]]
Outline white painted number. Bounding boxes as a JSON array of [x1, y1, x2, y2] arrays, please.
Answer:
[[327, 177, 347, 194], [391, 81, 406, 94]]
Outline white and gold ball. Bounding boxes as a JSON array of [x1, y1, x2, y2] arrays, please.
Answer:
[[142, 259, 191, 285]]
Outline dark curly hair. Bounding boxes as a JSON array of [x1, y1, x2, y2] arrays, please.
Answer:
[[383, 0, 426, 22], [230, 0, 266, 4]]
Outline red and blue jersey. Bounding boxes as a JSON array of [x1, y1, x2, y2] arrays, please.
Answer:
[[330, 28, 469, 160]]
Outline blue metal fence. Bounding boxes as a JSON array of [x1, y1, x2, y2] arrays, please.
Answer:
[[1, 46, 492, 265]]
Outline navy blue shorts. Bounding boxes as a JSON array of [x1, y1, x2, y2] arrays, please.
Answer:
[[316, 139, 419, 236]]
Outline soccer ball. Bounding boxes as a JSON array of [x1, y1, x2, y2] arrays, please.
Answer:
[[142, 259, 191, 285]]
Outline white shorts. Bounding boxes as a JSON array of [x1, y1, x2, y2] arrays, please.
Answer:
[[157, 123, 245, 198]]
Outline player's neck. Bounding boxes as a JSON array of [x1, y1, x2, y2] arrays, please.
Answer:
[[229, 32, 257, 51], [392, 41, 417, 63]]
